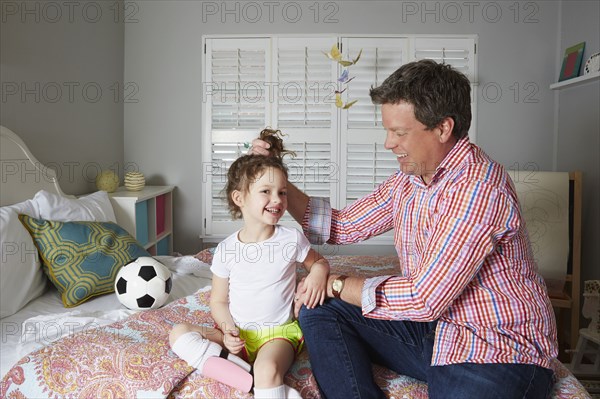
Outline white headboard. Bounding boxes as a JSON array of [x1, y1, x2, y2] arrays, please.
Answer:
[[0, 125, 66, 206]]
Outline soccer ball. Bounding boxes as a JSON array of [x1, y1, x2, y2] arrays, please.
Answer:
[[115, 257, 173, 310]]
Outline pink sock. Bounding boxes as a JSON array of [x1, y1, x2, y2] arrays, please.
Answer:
[[171, 332, 253, 392], [202, 357, 253, 393]]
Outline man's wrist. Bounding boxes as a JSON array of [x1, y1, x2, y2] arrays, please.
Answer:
[[330, 274, 349, 299], [327, 274, 339, 298]]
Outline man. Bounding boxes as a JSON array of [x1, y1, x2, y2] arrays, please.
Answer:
[[250, 60, 557, 398]]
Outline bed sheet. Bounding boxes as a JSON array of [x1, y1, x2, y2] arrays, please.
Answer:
[[0, 261, 212, 377], [1, 255, 590, 399]]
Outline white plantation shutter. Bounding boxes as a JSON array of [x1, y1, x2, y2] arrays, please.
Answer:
[[342, 130, 397, 242], [344, 38, 408, 129], [209, 142, 239, 222], [202, 35, 478, 242], [274, 37, 339, 223], [413, 37, 476, 82], [278, 141, 336, 224], [276, 37, 337, 129], [340, 38, 406, 234], [204, 38, 270, 234], [206, 38, 270, 129], [345, 139, 399, 204]]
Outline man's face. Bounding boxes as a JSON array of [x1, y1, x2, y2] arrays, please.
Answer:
[[382, 102, 452, 184]]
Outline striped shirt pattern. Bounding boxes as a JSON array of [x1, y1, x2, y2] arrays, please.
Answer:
[[303, 138, 558, 368]]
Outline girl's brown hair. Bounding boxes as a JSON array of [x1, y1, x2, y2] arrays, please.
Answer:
[[224, 129, 294, 219]]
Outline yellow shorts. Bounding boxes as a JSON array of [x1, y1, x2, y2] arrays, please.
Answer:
[[238, 320, 304, 363]]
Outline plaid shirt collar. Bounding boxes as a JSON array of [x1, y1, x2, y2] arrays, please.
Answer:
[[409, 137, 471, 188]]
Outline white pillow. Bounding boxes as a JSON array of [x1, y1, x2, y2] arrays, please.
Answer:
[[0, 200, 47, 319], [34, 190, 117, 223]]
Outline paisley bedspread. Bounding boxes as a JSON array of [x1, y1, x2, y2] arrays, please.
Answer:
[[1, 255, 590, 398]]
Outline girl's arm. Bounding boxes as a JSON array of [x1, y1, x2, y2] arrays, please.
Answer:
[[210, 275, 245, 354], [299, 248, 330, 309]]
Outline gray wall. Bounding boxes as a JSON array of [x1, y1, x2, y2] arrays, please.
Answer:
[[556, 0, 600, 284], [0, 0, 124, 195], [123, 0, 563, 253], [1, 0, 597, 286]]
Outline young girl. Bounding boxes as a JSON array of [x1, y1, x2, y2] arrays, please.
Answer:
[[170, 129, 330, 398]]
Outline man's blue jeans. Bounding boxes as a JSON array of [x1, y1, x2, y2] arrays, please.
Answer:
[[298, 299, 555, 399]]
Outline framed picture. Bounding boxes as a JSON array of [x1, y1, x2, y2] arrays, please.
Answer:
[[559, 42, 586, 81]]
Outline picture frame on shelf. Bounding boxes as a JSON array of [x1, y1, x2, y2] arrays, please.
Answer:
[[559, 42, 586, 81]]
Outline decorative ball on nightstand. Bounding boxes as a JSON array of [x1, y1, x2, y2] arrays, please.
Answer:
[[95, 170, 119, 193], [124, 171, 146, 191]]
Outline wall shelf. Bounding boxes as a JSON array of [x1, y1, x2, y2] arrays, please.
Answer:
[[550, 71, 600, 90]]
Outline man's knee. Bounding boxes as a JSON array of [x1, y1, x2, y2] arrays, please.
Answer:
[[298, 302, 332, 326]]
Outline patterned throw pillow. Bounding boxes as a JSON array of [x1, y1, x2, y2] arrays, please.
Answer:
[[19, 215, 149, 307]]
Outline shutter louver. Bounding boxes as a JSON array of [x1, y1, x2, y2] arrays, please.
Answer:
[[413, 38, 476, 82], [345, 142, 398, 205], [345, 38, 408, 129], [207, 39, 269, 130], [204, 38, 270, 234], [209, 142, 240, 223], [278, 141, 333, 223], [275, 38, 339, 221], [277, 38, 336, 128], [210, 49, 266, 129]]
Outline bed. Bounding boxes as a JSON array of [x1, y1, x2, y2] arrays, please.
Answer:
[[0, 125, 590, 398]]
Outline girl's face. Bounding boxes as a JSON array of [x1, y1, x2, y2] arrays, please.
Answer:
[[233, 167, 288, 227]]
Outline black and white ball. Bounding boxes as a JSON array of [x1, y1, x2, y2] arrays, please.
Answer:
[[115, 257, 172, 310]]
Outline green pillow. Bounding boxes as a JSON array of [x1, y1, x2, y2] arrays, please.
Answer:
[[19, 215, 150, 307]]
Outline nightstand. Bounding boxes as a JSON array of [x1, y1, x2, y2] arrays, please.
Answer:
[[109, 186, 174, 255]]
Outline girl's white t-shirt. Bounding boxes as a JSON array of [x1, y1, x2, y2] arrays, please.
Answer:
[[210, 225, 311, 330]]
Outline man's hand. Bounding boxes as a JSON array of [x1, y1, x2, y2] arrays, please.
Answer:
[[248, 138, 271, 156]]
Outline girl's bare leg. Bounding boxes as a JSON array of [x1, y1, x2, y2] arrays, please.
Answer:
[[253, 340, 301, 398]]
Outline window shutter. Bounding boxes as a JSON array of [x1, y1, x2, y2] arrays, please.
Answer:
[[275, 37, 340, 221], [277, 141, 336, 224], [345, 137, 399, 205], [340, 38, 406, 220], [276, 37, 337, 129], [206, 38, 270, 129], [204, 38, 270, 235], [202, 35, 478, 243], [344, 38, 408, 129], [413, 37, 476, 82]]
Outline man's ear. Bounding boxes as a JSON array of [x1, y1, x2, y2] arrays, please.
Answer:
[[438, 117, 455, 143], [231, 190, 244, 207]]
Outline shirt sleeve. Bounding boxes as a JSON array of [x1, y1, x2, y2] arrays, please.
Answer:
[[362, 180, 521, 321], [301, 174, 398, 246], [328, 174, 396, 244], [301, 197, 332, 245]]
